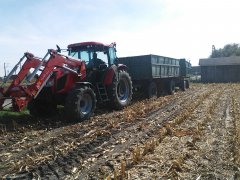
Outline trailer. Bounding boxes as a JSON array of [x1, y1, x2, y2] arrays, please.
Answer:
[[118, 54, 191, 98]]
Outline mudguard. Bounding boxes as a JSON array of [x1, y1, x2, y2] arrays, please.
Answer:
[[75, 82, 95, 90], [103, 64, 128, 86]]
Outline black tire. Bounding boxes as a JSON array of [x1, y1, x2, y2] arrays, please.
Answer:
[[28, 100, 57, 118], [180, 80, 186, 91], [146, 81, 157, 98], [166, 80, 175, 95], [186, 80, 190, 89], [64, 86, 96, 122], [108, 70, 133, 110]]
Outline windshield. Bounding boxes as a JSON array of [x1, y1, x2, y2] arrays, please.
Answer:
[[69, 50, 90, 62], [69, 51, 78, 59], [80, 51, 90, 62], [69, 48, 109, 66]]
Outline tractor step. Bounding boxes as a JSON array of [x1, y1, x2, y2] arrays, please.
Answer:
[[96, 83, 109, 102]]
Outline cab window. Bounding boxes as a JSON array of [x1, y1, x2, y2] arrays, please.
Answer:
[[95, 51, 108, 65]]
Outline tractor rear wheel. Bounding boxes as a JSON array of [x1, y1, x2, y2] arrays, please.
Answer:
[[108, 70, 132, 110], [64, 86, 96, 122], [28, 100, 57, 118]]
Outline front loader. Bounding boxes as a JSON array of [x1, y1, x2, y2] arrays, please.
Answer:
[[0, 42, 133, 122], [0, 52, 42, 111]]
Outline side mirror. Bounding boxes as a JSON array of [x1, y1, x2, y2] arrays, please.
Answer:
[[56, 45, 61, 53]]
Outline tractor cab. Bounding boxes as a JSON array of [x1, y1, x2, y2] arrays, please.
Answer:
[[67, 42, 118, 90], [67, 42, 117, 70], [67, 42, 132, 107]]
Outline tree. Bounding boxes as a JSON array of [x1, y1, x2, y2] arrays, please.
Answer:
[[210, 43, 240, 58]]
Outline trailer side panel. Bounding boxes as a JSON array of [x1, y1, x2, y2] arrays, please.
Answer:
[[118, 55, 180, 80]]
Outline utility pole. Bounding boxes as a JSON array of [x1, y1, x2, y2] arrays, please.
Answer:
[[212, 45, 216, 57], [4, 62, 6, 78]]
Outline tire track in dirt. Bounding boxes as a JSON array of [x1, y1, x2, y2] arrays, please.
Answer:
[[0, 87, 191, 152], [0, 84, 210, 179], [123, 84, 239, 179], [187, 84, 237, 179], [116, 84, 222, 179], [73, 86, 214, 179], [230, 85, 240, 179]]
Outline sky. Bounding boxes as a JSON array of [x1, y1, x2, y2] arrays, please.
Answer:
[[0, 0, 239, 76]]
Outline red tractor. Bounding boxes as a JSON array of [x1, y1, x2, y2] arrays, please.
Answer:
[[0, 42, 133, 121]]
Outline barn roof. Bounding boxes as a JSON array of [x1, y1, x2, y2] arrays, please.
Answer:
[[199, 56, 240, 66]]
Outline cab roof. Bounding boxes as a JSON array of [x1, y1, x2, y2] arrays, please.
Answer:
[[68, 41, 113, 49]]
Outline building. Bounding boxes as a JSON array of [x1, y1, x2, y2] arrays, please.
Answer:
[[190, 66, 201, 75], [199, 56, 240, 83]]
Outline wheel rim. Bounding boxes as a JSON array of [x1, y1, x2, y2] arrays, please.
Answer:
[[80, 93, 93, 115], [117, 78, 130, 103]]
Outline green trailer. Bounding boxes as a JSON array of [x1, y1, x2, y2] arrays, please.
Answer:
[[118, 54, 191, 98]]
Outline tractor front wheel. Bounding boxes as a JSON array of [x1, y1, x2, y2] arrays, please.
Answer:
[[108, 70, 132, 110], [64, 86, 96, 122]]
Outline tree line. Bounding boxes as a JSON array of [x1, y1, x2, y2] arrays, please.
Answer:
[[210, 43, 240, 58]]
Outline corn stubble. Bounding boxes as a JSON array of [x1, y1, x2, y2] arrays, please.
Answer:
[[109, 84, 240, 179], [1, 84, 240, 179]]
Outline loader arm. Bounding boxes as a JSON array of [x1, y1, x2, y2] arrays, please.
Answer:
[[0, 52, 42, 110], [0, 49, 85, 111], [4, 53, 42, 95], [27, 49, 85, 98]]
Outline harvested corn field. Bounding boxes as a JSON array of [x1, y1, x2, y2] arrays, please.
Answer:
[[0, 83, 240, 179]]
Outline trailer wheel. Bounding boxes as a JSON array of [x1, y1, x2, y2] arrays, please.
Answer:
[[146, 81, 157, 98], [64, 86, 96, 122], [180, 80, 186, 91], [167, 80, 175, 95], [28, 100, 57, 118], [108, 70, 132, 110], [185, 80, 190, 89]]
